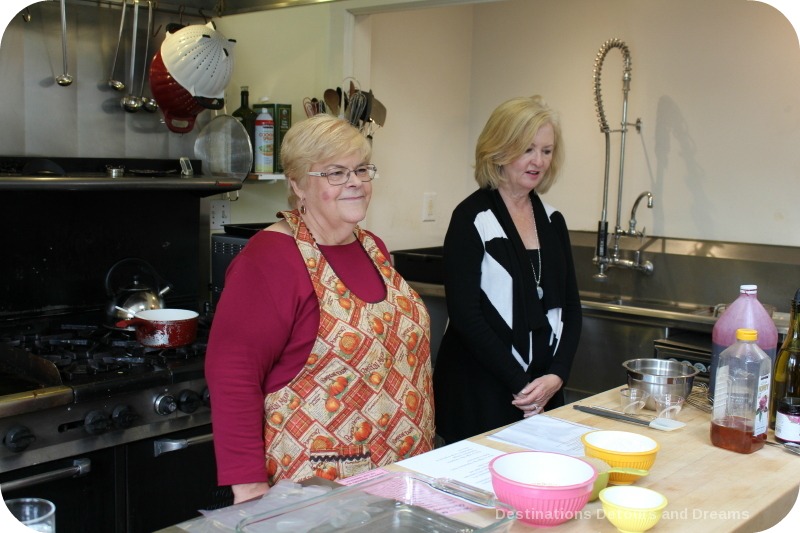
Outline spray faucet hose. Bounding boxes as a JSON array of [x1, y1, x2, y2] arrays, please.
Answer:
[[593, 38, 632, 134]]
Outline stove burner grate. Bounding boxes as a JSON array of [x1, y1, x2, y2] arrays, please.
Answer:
[[1, 320, 207, 388]]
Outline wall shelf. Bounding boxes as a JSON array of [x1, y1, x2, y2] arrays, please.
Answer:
[[248, 173, 286, 183]]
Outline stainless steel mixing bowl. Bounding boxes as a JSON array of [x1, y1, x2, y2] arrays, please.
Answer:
[[622, 358, 699, 410]]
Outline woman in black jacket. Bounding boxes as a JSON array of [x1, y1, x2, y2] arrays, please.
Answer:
[[434, 95, 582, 444]]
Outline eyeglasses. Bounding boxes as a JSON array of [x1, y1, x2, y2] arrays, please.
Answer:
[[307, 164, 377, 185]]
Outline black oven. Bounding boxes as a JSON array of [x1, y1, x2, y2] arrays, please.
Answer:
[[125, 424, 231, 532], [0, 447, 123, 532], [1, 426, 231, 533]]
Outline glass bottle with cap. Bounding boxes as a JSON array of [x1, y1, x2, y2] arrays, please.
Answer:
[[232, 86, 258, 171], [771, 288, 800, 429]]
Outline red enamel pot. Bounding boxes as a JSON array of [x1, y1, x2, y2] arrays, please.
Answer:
[[116, 309, 199, 348]]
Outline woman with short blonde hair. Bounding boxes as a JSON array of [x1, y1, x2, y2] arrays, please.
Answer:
[[208, 115, 435, 502]]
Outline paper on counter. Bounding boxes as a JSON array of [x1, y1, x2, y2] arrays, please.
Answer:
[[395, 440, 506, 493], [337, 466, 391, 486], [488, 414, 597, 455]]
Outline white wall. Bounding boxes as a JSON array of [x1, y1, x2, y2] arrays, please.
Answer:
[[470, 0, 800, 248], [362, 5, 475, 250], [215, 4, 335, 222], [211, 1, 800, 250]]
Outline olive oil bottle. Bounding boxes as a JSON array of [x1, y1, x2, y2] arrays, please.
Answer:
[[231, 86, 258, 171], [770, 289, 800, 429]]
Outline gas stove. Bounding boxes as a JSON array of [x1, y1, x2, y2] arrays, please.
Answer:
[[0, 155, 231, 529], [0, 318, 211, 473]]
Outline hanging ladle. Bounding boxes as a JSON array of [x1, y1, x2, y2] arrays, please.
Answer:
[[121, 0, 142, 113], [56, 0, 73, 86], [107, 0, 128, 91], [138, 1, 158, 112]]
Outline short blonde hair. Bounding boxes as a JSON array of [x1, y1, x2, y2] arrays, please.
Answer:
[[281, 114, 372, 207], [474, 95, 564, 194]]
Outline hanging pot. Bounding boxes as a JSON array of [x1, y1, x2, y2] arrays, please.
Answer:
[[160, 21, 236, 101], [116, 309, 198, 348]]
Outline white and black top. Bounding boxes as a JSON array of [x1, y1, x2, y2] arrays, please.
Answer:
[[433, 187, 582, 443]]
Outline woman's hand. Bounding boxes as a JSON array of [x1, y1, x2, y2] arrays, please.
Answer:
[[232, 482, 270, 504], [511, 375, 563, 418]]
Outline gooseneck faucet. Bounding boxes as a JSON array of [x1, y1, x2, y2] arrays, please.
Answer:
[[628, 191, 654, 236], [591, 38, 654, 280]]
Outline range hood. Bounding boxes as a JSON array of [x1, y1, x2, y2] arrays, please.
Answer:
[[0, 156, 243, 196], [59, 0, 345, 17], [216, 0, 345, 16]]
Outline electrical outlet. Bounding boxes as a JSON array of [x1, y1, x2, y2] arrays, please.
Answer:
[[422, 192, 436, 222], [210, 199, 231, 230]]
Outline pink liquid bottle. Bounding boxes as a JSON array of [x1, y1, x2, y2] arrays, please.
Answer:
[[709, 285, 778, 401]]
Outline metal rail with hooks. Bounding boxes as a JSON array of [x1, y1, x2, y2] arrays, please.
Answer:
[[35, 0, 221, 20], [592, 38, 654, 280]]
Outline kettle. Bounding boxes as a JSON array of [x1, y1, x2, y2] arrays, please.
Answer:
[[105, 258, 172, 322]]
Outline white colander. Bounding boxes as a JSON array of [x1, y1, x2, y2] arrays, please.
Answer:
[[160, 21, 236, 99]]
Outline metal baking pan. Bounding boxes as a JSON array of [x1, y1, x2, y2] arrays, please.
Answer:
[[236, 471, 515, 532]]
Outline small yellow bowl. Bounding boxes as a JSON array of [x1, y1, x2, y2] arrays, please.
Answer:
[[581, 430, 659, 484], [599, 485, 668, 532]]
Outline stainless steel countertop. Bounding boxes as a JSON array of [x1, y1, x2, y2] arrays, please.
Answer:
[[407, 281, 790, 335]]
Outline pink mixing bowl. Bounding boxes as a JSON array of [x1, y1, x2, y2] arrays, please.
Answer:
[[489, 451, 597, 527]]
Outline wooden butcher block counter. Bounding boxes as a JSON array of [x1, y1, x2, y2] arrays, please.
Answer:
[[157, 387, 800, 532], [462, 387, 800, 532]]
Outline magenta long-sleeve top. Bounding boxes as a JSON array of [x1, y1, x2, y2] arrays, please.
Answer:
[[205, 228, 390, 487]]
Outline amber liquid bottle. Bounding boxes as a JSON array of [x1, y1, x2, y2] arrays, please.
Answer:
[[710, 328, 771, 454], [770, 289, 800, 429]]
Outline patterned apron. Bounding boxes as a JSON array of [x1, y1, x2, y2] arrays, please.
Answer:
[[263, 210, 435, 484]]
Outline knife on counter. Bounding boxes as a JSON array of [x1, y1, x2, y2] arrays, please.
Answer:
[[764, 440, 800, 456], [573, 404, 685, 431]]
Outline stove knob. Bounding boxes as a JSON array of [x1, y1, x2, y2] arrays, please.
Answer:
[[84, 410, 111, 435], [178, 389, 202, 413], [112, 405, 139, 429], [202, 387, 211, 407], [154, 394, 177, 416], [3, 425, 36, 452]]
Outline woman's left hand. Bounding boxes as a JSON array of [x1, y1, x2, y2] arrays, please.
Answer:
[[512, 374, 564, 418]]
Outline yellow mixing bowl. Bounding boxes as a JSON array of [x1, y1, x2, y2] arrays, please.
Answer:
[[599, 485, 668, 532], [581, 430, 659, 484]]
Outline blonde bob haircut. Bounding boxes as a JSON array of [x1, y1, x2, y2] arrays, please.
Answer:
[[281, 114, 372, 208], [474, 95, 564, 194]]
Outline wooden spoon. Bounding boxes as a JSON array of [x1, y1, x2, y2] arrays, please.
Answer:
[[323, 88, 340, 117]]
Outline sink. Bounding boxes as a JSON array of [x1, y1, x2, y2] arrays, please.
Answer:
[[580, 295, 788, 333], [582, 296, 715, 316]]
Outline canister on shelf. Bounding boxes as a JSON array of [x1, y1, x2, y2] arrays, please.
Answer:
[[254, 98, 275, 175]]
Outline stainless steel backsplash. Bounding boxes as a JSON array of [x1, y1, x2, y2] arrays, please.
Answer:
[[571, 230, 800, 312], [0, 2, 209, 158]]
